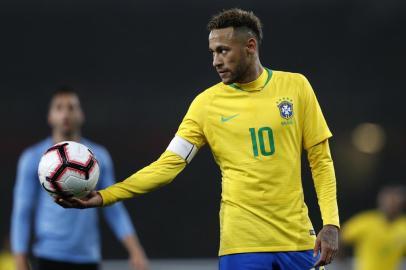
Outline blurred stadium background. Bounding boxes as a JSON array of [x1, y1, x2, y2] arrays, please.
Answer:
[[0, 0, 405, 269]]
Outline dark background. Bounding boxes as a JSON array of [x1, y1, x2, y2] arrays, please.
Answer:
[[1, 0, 405, 259]]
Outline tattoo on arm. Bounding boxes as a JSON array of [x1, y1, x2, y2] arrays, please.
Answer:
[[321, 226, 339, 246]]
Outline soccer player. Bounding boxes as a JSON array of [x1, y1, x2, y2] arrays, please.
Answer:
[[57, 9, 340, 270], [11, 89, 149, 270], [341, 186, 406, 270]]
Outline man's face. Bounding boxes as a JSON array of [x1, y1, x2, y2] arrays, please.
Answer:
[[378, 189, 405, 218], [48, 94, 84, 135], [209, 27, 251, 84]]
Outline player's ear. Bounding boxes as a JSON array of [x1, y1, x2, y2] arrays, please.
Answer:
[[246, 38, 257, 54], [47, 110, 53, 127], [78, 108, 85, 127]]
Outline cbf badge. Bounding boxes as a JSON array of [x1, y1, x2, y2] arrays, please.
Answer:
[[277, 98, 294, 120]]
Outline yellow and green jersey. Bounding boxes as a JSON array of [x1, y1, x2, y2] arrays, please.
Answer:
[[99, 68, 339, 256], [342, 211, 406, 270]]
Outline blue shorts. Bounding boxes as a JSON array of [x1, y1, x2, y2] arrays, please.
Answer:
[[219, 250, 325, 270]]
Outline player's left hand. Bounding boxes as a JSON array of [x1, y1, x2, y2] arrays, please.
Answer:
[[313, 224, 339, 267], [129, 249, 149, 270]]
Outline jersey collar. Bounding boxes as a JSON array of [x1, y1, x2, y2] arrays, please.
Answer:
[[229, 68, 272, 92]]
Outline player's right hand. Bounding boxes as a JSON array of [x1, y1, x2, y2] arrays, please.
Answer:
[[54, 191, 103, 209], [15, 254, 30, 270]]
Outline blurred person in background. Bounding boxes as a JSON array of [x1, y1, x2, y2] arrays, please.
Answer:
[[57, 9, 339, 270], [341, 185, 406, 270], [0, 236, 16, 270], [11, 89, 149, 270]]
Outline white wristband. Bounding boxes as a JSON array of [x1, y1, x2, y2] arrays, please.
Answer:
[[166, 135, 198, 163]]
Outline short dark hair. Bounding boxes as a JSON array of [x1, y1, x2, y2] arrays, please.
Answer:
[[207, 8, 263, 44], [380, 185, 406, 198], [49, 86, 80, 107], [51, 86, 79, 99]]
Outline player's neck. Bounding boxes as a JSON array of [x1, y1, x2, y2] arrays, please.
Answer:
[[52, 131, 81, 143], [384, 213, 401, 222], [236, 60, 263, 84]]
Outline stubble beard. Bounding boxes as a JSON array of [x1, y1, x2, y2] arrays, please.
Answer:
[[231, 58, 251, 84]]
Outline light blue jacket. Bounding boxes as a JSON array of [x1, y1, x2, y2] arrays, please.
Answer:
[[11, 137, 135, 263]]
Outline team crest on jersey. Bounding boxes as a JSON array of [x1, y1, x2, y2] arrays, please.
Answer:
[[276, 98, 294, 120]]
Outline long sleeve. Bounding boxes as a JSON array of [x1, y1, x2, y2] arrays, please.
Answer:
[[99, 151, 187, 206], [300, 75, 332, 150], [97, 148, 135, 239], [307, 139, 340, 227], [99, 92, 209, 207], [10, 149, 39, 253]]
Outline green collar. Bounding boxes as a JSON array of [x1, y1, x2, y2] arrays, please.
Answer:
[[229, 68, 273, 91]]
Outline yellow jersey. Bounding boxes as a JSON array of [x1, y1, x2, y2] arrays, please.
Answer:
[[0, 251, 16, 270], [342, 211, 406, 270], [100, 68, 339, 256]]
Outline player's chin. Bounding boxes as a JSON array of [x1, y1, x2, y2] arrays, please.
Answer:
[[219, 75, 234, 85], [60, 127, 77, 136]]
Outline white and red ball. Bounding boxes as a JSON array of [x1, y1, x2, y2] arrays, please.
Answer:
[[38, 141, 100, 198]]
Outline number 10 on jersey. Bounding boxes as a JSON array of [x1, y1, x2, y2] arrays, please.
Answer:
[[249, 127, 275, 157]]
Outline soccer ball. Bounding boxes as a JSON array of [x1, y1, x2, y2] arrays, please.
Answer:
[[38, 141, 100, 198]]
